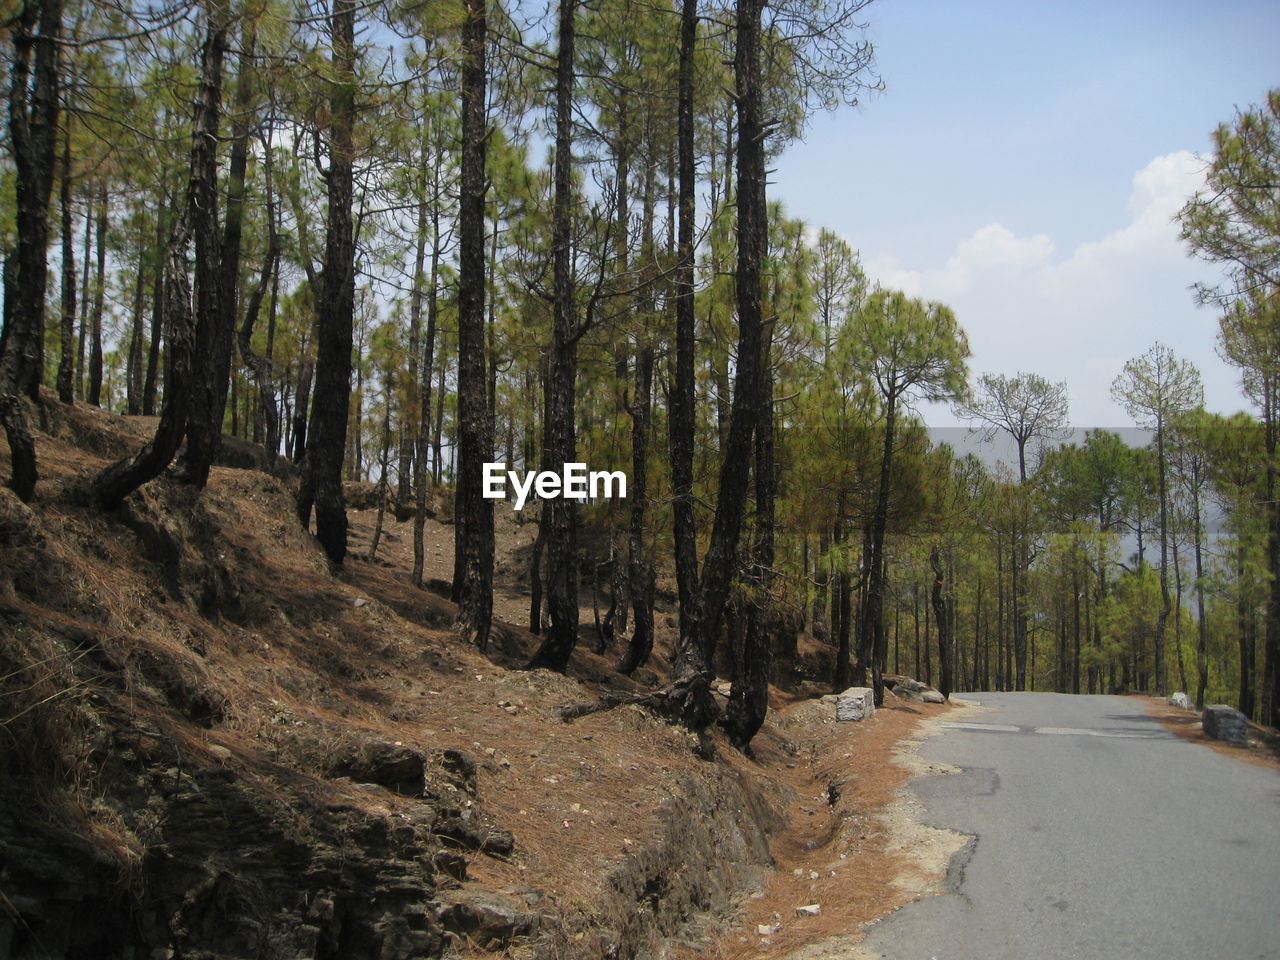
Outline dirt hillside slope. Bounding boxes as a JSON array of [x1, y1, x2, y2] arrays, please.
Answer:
[[1, 397, 955, 960]]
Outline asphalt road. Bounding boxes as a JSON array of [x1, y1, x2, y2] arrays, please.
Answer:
[[856, 693, 1280, 960]]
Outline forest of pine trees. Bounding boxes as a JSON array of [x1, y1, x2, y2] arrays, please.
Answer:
[[2, 0, 1278, 741]]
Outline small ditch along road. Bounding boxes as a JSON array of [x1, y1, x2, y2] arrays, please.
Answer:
[[856, 693, 1280, 960]]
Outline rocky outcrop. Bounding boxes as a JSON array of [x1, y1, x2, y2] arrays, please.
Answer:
[[834, 687, 875, 722], [883, 675, 946, 704], [1203, 704, 1249, 744]]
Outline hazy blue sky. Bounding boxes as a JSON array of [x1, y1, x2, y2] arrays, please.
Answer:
[[772, 0, 1280, 427]]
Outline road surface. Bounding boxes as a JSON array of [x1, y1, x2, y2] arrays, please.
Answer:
[[857, 693, 1280, 960]]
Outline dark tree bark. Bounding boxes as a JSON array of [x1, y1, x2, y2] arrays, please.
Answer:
[[94, 240, 196, 509], [931, 546, 953, 700], [397, 121, 430, 524], [1263, 376, 1280, 727], [180, 20, 256, 486], [412, 145, 442, 586], [296, 0, 356, 565], [125, 262, 145, 415], [722, 316, 775, 748], [1237, 540, 1255, 719], [0, 396, 37, 501], [238, 127, 282, 471], [1, 0, 62, 404], [856, 387, 897, 705], [292, 357, 311, 462], [662, 0, 767, 732], [527, 0, 581, 672], [75, 206, 90, 400], [450, 0, 494, 645], [617, 344, 654, 676], [88, 188, 106, 407], [92, 9, 222, 507], [668, 0, 701, 679], [56, 105, 75, 405], [142, 204, 169, 415]]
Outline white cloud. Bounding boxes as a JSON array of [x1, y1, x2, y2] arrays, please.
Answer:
[[866, 151, 1240, 428]]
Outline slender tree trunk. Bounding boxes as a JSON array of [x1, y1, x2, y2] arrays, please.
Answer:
[[1154, 421, 1171, 695], [292, 357, 312, 462], [722, 315, 774, 747], [91, 1, 225, 508], [528, 0, 581, 672], [368, 384, 393, 561], [238, 128, 281, 470], [1263, 376, 1280, 727], [931, 546, 953, 700], [56, 106, 76, 405], [398, 120, 430, 524], [412, 150, 442, 587], [88, 188, 107, 407], [76, 205, 91, 400], [668, 0, 701, 677], [180, 18, 255, 486], [450, 0, 494, 646], [142, 204, 168, 415], [296, 0, 356, 565], [1172, 537, 1188, 695], [1, 0, 62, 408], [692, 0, 766, 674], [1237, 541, 1255, 719], [857, 390, 896, 704], [617, 344, 654, 675]]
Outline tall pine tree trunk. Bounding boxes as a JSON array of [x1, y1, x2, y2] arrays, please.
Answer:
[[296, 0, 356, 565], [1, 0, 61, 409], [528, 0, 581, 671], [238, 127, 282, 470], [668, 0, 701, 678], [617, 343, 654, 675], [182, 21, 256, 485], [722, 316, 774, 748], [56, 104, 76, 405], [451, 0, 494, 646], [412, 144, 442, 586]]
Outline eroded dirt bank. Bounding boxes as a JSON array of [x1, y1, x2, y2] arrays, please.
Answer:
[[2, 400, 959, 959]]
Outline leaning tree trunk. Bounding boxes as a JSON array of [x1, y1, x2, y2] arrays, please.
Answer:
[[296, 0, 356, 565], [450, 0, 494, 646], [94, 239, 196, 509], [91, 6, 225, 508]]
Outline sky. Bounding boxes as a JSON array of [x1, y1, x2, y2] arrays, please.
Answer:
[[771, 0, 1280, 429]]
